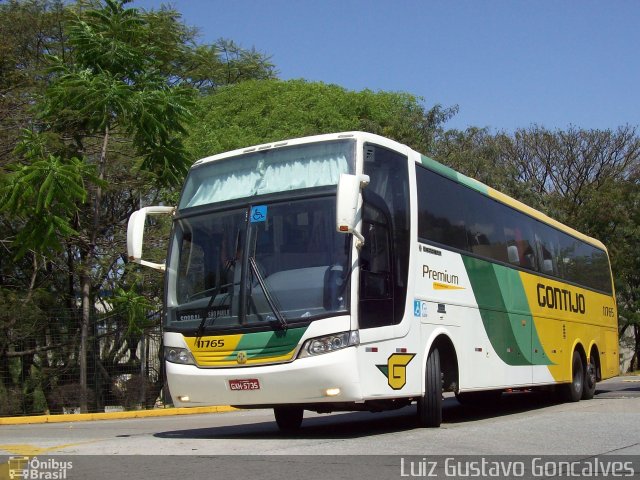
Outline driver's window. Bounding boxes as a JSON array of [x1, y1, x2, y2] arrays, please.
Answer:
[[360, 221, 392, 299], [359, 202, 394, 329]]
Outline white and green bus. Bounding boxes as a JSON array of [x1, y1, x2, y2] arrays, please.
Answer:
[[128, 132, 619, 430]]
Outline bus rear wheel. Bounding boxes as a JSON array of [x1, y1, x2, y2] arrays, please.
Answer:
[[582, 355, 597, 400], [561, 350, 584, 402], [274, 406, 303, 433], [417, 347, 442, 427]]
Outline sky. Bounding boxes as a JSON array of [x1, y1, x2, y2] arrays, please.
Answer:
[[133, 0, 639, 133]]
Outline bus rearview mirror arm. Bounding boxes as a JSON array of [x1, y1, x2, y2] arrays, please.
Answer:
[[127, 206, 175, 271], [336, 173, 370, 249]]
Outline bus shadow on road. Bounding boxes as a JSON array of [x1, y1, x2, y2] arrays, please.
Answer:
[[594, 386, 640, 398], [154, 391, 576, 440]]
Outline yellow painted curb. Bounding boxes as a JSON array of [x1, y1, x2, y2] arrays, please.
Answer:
[[0, 406, 237, 425]]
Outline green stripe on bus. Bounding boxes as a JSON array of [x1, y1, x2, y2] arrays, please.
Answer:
[[491, 264, 551, 365], [420, 155, 459, 182], [224, 326, 307, 360], [462, 256, 551, 366], [420, 155, 488, 194]]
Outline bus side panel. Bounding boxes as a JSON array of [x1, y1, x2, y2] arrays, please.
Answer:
[[520, 272, 619, 382], [416, 246, 537, 390]]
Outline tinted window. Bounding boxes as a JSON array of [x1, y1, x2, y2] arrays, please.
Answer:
[[535, 222, 562, 276], [360, 145, 410, 327], [557, 230, 611, 293], [467, 195, 508, 262], [416, 166, 469, 250], [589, 248, 612, 293], [503, 209, 537, 270], [416, 164, 612, 294]]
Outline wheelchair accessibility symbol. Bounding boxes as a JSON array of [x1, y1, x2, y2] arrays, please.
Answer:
[[414, 300, 428, 318], [250, 205, 267, 223]]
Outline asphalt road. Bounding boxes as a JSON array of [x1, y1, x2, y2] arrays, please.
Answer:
[[1, 376, 639, 479]]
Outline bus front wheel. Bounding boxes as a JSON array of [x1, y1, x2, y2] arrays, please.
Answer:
[[274, 406, 303, 433], [417, 347, 442, 427]]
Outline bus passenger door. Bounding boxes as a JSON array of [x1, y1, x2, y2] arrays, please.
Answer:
[[356, 144, 417, 398]]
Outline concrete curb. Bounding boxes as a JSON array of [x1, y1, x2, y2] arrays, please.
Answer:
[[0, 406, 237, 425]]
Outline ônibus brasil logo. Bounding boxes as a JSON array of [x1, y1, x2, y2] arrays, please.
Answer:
[[8, 456, 73, 480]]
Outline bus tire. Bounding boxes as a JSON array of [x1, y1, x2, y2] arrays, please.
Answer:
[[582, 355, 597, 400], [561, 350, 584, 402], [274, 406, 303, 433], [417, 347, 442, 427]]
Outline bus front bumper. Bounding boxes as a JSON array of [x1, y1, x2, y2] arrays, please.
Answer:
[[166, 346, 362, 407]]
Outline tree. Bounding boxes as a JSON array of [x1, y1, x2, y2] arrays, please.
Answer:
[[0, 0, 68, 168], [35, 0, 194, 412], [0, 0, 276, 414], [184, 79, 456, 159], [432, 126, 509, 188], [489, 125, 640, 371]]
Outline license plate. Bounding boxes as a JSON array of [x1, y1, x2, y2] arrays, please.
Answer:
[[229, 379, 260, 391]]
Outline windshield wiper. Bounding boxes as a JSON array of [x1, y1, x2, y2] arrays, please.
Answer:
[[249, 256, 287, 331]]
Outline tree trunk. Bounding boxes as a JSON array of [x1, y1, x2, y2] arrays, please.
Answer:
[[79, 125, 110, 413], [79, 272, 91, 413]]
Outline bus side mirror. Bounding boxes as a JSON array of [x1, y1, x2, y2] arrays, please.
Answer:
[[127, 206, 175, 271], [336, 173, 370, 248]]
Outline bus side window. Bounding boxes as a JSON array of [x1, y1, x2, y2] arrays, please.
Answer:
[[535, 223, 561, 276], [503, 210, 536, 270]]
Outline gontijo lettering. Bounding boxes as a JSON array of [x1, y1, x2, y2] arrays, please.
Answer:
[[537, 283, 586, 314]]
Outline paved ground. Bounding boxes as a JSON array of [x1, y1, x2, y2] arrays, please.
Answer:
[[0, 376, 638, 479]]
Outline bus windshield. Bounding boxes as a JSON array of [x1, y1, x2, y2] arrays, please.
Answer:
[[165, 196, 351, 332]]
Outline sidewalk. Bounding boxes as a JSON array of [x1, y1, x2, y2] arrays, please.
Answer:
[[0, 405, 236, 425]]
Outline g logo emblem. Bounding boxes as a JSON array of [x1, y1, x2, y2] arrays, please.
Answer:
[[376, 353, 415, 390], [237, 351, 248, 365]]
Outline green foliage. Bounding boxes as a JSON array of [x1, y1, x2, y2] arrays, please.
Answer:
[[0, 0, 281, 415], [0, 0, 68, 169], [68, 0, 146, 74], [0, 142, 100, 258], [181, 40, 276, 93], [111, 285, 158, 335], [40, 0, 196, 185], [433, 127, 506, 187], [185, 79, 454, 159]]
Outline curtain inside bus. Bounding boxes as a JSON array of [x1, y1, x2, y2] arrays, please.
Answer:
[[181, 141, 353, 208]]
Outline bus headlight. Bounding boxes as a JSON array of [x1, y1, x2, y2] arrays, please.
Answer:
[[165, 347, 196, 365], [299, 331, 359, 358]]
